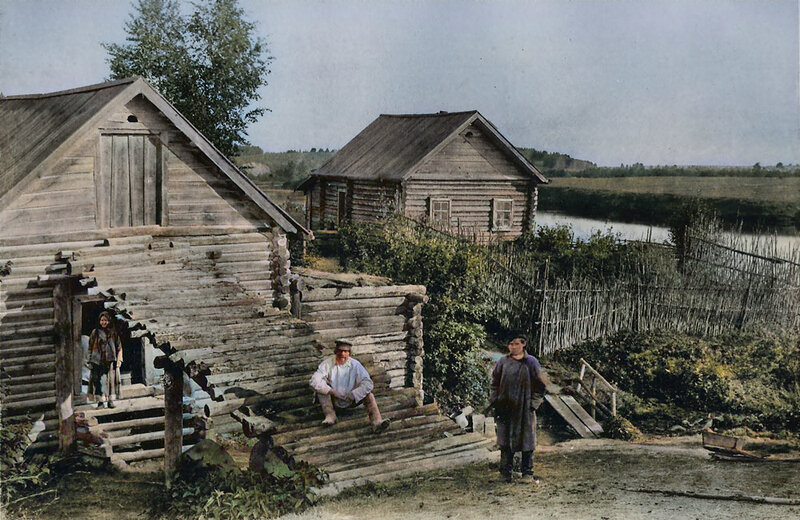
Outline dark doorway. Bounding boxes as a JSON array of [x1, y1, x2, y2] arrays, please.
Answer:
[[80, 302, 145, 387]]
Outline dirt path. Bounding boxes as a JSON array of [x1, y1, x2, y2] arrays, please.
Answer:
[[281, 436, 800, 520], [11, 436, 799, 520]]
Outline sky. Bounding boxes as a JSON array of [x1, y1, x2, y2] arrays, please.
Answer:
[[1, 0, 798, 167]]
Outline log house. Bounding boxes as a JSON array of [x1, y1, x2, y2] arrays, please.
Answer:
[[298, 111, 548, 240], [0, 77, 308, 458]]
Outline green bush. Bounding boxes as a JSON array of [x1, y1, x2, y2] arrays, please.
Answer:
[[557, 330, 800, 433], [338, 218, 490, 410], [1, 420, 55, 512]]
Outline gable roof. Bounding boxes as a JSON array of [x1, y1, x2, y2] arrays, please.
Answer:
[[307, 110, 548, 185], [0, 78, 309, 236]]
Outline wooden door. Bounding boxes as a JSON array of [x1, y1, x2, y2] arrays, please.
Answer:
[[97, 134, 162, 228]]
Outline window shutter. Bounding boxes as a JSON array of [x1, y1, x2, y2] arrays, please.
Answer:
[[490, 198, 496, 231], [427, 196, 432, 220]]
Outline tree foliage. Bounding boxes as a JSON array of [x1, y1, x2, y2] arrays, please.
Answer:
[[104, 0, 272, 156]]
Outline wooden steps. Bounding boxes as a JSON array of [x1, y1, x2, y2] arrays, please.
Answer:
[[545, 394, 604, 438], [31, 232, 497, 485]]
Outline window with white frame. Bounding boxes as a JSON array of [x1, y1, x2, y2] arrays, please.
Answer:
[[492, 198, 513, 231], [429, 198, 451, 227]]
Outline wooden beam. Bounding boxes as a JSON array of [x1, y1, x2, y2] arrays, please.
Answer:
[[53, 282, 76, 454], [163, 362, 183, 484]]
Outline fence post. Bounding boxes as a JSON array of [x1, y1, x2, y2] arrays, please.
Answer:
[[737, 279, 753, 331], [537, 259, 549, 357]]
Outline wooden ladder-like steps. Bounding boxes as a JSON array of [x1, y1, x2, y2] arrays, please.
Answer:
[[60, 234, 496, 484]]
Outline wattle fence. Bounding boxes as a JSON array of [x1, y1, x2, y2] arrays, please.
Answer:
[[479, 225, 800, 356], [350, 216, 800, 357]]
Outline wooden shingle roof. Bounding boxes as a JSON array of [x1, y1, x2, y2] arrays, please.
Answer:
[[309, 110, 547, 184], [0, 78, 308, 235]]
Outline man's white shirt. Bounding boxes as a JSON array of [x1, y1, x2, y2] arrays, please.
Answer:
[[310, 356, 374, 408]]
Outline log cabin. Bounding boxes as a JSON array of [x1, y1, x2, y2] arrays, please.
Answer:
[[298, 110, 548, 240], [0, 76, 309, 458], [0, 79, 493, 486]]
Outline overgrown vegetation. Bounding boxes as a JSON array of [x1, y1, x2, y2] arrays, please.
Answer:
[[336, 217, 640, 410], [338, 218, 491, 410], [150, 461, 326, 520], [557, 330, 800, 435], [1, 420, 55, 513], [335, 211, 799, 438]]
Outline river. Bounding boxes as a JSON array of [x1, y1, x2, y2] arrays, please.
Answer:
[[535, 211, 800, 254]]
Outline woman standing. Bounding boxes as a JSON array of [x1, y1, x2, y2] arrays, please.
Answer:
[[87, 311, 122, 408]]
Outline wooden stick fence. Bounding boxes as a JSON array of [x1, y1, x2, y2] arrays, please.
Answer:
[[372, 217, 800, 356], [477, 227, 800, 355]]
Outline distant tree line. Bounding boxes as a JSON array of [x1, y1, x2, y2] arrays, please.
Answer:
[[517, 147, 798, 178], [544, 162, 800, 179]]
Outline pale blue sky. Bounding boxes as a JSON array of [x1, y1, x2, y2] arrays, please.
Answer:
[[1, 0, 798, 166]]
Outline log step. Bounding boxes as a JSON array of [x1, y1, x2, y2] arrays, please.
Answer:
[[110, 427, 195, 448], [89, 413, 194, 433], [116, 443, 195, 463], [321, 443, 495, 495], [77, 396, 165, 417]]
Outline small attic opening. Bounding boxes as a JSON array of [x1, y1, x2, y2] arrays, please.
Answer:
[[465, 131, 474, 138], [127, 114, 138, 123]]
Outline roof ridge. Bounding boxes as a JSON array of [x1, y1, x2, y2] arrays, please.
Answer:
[[1, 77, 138, 100], [379, 110, 479, 118]]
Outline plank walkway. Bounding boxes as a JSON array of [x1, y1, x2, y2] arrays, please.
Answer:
[[545, 394, 603, 438]]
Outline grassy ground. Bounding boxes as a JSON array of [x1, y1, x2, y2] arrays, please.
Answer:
[[548, 176, 800, 204]]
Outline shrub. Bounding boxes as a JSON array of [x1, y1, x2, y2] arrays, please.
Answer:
[[338, 218, 490, 410], [557, 330, 800, 433]]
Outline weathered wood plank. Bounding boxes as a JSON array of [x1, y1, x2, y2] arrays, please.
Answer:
[[129, 135, 145, 225], [111, 135, 130, 227], [143, 136, 158, 225]]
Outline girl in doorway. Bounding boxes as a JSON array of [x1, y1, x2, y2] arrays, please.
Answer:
[[87, 311, 122, 408]]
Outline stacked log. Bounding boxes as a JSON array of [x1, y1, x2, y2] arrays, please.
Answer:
[[400, 291, 427, 404], [268, 227, 291, 310], [296, 268, 427, 392], [0, 238, 107, 454]]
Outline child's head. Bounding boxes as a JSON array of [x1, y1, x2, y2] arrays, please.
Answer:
[[98, 311, 113, 329]]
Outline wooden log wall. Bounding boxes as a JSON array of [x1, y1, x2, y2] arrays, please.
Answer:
[[403, 124, 535, 240], [403, 179, 529, 239], [0, 139, 97, 237], [117, 96, 268, 229], [314, 180, 346, 229], [294, 269, 426, 393], [349, 181, 400, 224], [0, 237, 108, 454], [270, 228, 292, 310]]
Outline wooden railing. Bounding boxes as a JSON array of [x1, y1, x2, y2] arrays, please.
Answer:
[[575, 358, 617, 418]]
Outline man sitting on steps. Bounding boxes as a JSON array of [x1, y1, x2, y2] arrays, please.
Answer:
[[310, 339, 391, 434]]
